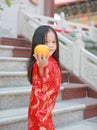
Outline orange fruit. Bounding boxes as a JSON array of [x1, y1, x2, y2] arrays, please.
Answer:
[[34, 44, 49, 57]]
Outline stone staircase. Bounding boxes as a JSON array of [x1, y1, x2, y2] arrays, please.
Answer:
[[0, 37, 97, 130]]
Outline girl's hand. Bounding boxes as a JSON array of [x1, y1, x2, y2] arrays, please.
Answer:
[[33, 53, 48, 77], [33, 53, 48, 68]]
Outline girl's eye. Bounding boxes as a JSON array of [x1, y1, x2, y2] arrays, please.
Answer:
[[52, 41, 56, 44], [45, 41, 48, 43], [45, 41, 56, 45], [45, 41, 49, 44]]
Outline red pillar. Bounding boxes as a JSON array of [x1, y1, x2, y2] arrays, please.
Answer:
[[44, 0, 55, 17]]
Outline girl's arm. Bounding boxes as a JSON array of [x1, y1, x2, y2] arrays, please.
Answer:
[[33, 54, 48, 77]]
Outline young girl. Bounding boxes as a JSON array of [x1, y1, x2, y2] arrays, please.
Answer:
[[27, 25, 61, 130]]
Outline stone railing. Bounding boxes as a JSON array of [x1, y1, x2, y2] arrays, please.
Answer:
[[59, 32, 97, 90], [17, 5, 97, 91]]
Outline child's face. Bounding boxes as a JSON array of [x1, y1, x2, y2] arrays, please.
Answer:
[[45, 31, 57, 56]]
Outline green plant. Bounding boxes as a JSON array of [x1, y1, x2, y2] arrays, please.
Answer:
[[0, 0, 11, 10], [5, 0, 11, 7]]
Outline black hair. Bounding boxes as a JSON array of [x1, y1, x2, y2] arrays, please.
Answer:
[[27, 25, 60, 84]]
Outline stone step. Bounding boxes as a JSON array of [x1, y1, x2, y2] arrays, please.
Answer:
[[0, 71, 70, 88], [66, 97, 97, 119], [61, 68, 83, 84], [0, 95, 97, 130], [0, 45, 31, 58], [13, 46, 31, 58], [0, 57, 72, 73], [0, 84, 66, 110], [56, 117, 97, 130], [0, 86, 31, 110], [0, 71, 30, 87], [55, 97, 97, 128], [61, 70, 71, 83], [88, 87, 97, 98], [0, 57, 28, 71], [0, 107, 27, 130], [1, 37, 31, 48], [53, 100, 85, 127], [0, 82, 96, 119], [61, 83, 88, 100], [0, 45, 13, 57], [0, 101, 85, 130]]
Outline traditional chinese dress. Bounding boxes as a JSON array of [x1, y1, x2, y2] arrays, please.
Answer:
[[28, 56, 61, 130]]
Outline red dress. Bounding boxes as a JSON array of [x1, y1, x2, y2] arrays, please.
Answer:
[[28, 57, 61, 130]]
